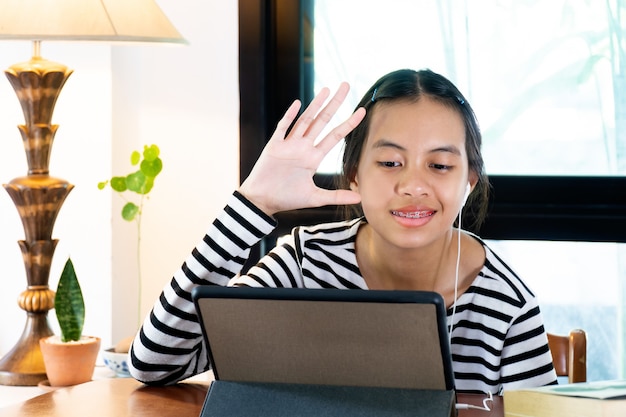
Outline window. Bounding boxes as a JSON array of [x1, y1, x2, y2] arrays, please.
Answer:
[[239, 0, 626, 381], [313, 0, 625, 177]]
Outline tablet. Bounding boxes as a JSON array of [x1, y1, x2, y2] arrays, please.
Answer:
[[192, 286, 455, 391]]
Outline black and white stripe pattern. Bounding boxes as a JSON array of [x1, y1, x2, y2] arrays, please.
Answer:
[[130, 191, 556, 393]]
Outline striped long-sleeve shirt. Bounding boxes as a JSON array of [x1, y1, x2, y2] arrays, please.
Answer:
[[129, 191, 557, 393]]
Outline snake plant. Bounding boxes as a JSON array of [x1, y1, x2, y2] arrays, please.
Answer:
[[54, 258, 85, 342]]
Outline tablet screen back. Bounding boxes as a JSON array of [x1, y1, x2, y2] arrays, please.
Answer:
[[192, 286, 455, 391]]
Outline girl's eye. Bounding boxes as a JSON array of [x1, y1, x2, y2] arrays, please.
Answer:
[[378, 161, 401, 168], [430, 163, 452, 171]]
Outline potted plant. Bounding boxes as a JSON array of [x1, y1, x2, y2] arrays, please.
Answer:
[[39, 257, 101, 387], [98, 144, 163, 375]]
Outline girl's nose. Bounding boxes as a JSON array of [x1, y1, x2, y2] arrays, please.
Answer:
[[396, 168, 428, 197]]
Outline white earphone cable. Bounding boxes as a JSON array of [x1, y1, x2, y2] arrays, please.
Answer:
[[456, 391, 493, 411], [449, 206, 462, 345]]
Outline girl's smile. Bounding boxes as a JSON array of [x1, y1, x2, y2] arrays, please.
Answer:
[[390, 206, 436, 228]]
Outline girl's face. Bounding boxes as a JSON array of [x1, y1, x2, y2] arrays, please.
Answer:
[[350, 97, 473, 249]]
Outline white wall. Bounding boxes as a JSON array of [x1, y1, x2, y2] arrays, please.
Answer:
[[0, 1, 239, 356]]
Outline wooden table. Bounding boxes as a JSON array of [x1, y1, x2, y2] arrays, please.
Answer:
[[0, 378, 503, 416]]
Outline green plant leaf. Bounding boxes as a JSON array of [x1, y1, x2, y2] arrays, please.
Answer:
[[55, 258, 85, 342], [110, 176, 127, 192], [126, 171, 146, 193], [97, 181, 107, 190], [140, 157, 163, 178], [141, 176, 154, 195], [122, 202, 139, 221], [143, 144, 160, 162], [130, 150, 141, 166]]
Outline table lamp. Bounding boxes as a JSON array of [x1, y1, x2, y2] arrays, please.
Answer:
[[0, 0, 186, 386]]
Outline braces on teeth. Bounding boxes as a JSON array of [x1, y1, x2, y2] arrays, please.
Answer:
[[392, 211, 431, 219]]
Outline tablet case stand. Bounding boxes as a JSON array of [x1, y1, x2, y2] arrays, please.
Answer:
[[202, 381, 456, 417]]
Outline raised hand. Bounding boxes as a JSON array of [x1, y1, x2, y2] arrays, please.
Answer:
[[239, 82, 366, 216]]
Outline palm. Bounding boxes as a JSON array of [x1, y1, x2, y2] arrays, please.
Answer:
[[240, 83, 366, 215]]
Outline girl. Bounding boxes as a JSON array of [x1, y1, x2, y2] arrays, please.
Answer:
[[129, 69, 557, 394]]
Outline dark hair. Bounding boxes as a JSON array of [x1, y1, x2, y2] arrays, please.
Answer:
[[337, 68, 490, 231]]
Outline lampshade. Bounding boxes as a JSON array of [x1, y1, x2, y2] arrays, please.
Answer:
[[0, 0, 186, 44]]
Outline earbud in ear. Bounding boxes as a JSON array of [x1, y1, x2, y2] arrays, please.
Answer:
[[462, 183, 471, 206]]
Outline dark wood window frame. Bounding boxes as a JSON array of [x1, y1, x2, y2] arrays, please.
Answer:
[[238, 0, 626, 266]]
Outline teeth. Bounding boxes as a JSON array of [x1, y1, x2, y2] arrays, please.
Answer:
[[392, 210, 431, 219]]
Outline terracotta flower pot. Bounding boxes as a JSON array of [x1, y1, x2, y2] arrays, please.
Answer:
[[40, 335, 101, 387]]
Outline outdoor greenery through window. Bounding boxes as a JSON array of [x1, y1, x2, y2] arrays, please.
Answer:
[[313, 0, 626, 381]]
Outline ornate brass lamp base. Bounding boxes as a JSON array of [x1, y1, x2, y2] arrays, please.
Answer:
[[0, 314, 53, 386], [0, 42, 74, 385]]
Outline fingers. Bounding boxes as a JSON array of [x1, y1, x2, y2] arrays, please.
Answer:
[[288, 87, 331, 139], [270, 99, 302, 142], [300, 82, 351, 140], [271, 82, 362, 153], [289, 82, 351, 140], [311, 188, 362, 208], [315, 107, 366, 155]]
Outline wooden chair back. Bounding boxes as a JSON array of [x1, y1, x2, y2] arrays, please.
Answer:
[[547, 329, 587, 383]]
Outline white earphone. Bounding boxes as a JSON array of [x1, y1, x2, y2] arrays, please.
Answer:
[[462, 182, 471, 207], [451, 181, 471, 344]]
